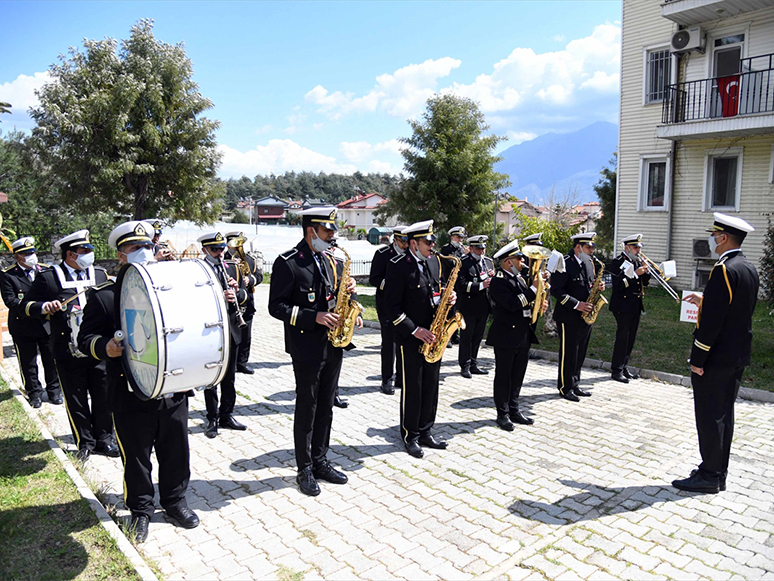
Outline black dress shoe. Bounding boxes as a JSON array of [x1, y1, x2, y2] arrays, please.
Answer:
[[460, 367, 472, 379], [220, 416, 247, 430], [297, 467, 321, 496], [129, 514, 150, 543], [405, 439, 424, 458], [313, 460, 348, 484], [48, 394, 64, 405], [691, 469, 726, 491], [380, 380, 395, 395], [496, 414, 514, 432], [236, 365, 255, 375], [419, 434, 448, 449], [573, 387, 592, 397], [94, 440, 121, 458], [560, 389, 580, 402], [470, 365, 489, 375], [333, 395, 348, 408], [623, 368, 639, 380], [510, 410, 534, 425], [672, 471, 720, 494], [611, 372, 629, 383], [165, 505, 200, 529], [75, 448, 91, 463], [29, 398, 42, 409], [204, 420, 218, 439]]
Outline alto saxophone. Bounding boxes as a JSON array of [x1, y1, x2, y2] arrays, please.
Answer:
[[328, 242, 363, 348], [582, 255, 608, 325], [420, 253, 466, 363]]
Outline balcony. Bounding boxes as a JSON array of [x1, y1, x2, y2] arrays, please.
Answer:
[[658, 53, 774, 139], [662, 0, 774, 26]]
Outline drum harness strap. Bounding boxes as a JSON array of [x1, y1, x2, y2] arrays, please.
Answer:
[[52, 264, 96, 358]]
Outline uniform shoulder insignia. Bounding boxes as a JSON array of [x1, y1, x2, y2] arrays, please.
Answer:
[[2, 264, 15, 273], [94, 265, 108, 274], [224, 259, 237, 265], [377, 246, 390, 254], [93, 280, 115, 291], [39, 264, 52, 270], [496, 271, 504, 278], [390, 253, 406, 264], [279, 248, 298, 260]]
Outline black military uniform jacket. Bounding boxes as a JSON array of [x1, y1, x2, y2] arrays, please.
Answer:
[[23, 264, 109, 359], [551, 254, 592, 325], [690, 249, 759, 369], [456, 254, 494, 316], [384, 251, 442, 343], [608, 253, 650, 314], [203, 259, 250, 344], [439, 243, 466, 283], [77, 281, 187, 413], [268, 239, 349, 362], [486, 268, 538, 349], [369, 243, 402, 317], [0, 263, 52, 338]]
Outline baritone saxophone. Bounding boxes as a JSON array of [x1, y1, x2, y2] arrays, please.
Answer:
[[420, 253, 466, 363], [328, 241, 363, 348]]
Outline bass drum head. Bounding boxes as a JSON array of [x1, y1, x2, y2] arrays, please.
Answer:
[[116, 263, 165, 400]]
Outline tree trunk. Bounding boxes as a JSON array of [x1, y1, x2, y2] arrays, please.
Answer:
[[133, 175, 148, 220]]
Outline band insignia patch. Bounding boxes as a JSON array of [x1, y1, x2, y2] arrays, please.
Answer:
[[308, 292, 316, 303]]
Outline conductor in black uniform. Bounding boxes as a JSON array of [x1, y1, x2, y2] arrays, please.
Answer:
[[608, 234, 651, 383], [384, 219, 456, 458], [1, 237, 62, 408], [225, 231, 263, 375], [23, 229, 116, 461], [487, 241, 544, 430], [78, 221, 199, 542], [550, 232, 604, 402], [368, 225, 407, 394], [673, 213, 759, 494], [268, 207, 359, 496], [198, 231, 251, 438], [456, 235, 493, 378]]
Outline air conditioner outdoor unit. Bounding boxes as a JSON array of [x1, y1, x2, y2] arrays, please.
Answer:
[[692, 237, 712, 260], [671, 27, 704, 53]]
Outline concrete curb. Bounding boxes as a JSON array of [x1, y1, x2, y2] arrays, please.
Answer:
[[0, 364, 158, 581], [361, 319, 774, 404]]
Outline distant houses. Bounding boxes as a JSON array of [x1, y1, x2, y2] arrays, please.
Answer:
[[496, 197, 601, 237]]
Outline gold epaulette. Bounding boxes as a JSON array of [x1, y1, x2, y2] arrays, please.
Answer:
[[92, 280, 115, 292], [2, 264, 16, 273]]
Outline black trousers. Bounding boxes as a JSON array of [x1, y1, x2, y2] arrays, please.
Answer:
[[55, 356, 111, 451], [611, 310, 641, 374], [556, 320, 592, 394], [378, 314, 402, 386], [113, 398, 191, 519], [458, 311, 487, 369], [398, 342, 441, 443], [13, 334, 60, 400], [205, 338, 238, 421], [692, 365, 744, 480], [292, 348, 343, 471], [493, 347, 530, 415], [236, 316, 253, 367]]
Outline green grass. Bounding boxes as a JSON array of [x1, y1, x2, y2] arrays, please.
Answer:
[[358, 294, 378, 322], [0, 379, 140, 581]]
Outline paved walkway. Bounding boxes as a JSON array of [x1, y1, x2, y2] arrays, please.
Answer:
[[3, 285, 773, 580]]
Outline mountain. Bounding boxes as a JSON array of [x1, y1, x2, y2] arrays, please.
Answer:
[[494, 121, 618, 205]]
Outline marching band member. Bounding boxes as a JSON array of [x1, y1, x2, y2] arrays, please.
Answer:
[[0, 237, 62, 408], [550, 232, 604, 402], [150, 219, 173, 261], [225, 231, 262, 375], [384, 219, 456, 458], [368, 225, 408, 395], [268, 207, 359, 496], [440, 226, 467, 346], [455, 235, 493, 378], [608, 234, 651, 383], [198, 231, 250, 438], [673, 213, 758, 494], [78, 221, 198, 542], [22, 230, 116, 461], [486, 241, 543, 430]]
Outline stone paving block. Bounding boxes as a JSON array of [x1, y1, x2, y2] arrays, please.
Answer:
[[521, 554, 570, 579], [617, 546, 660, 572], [587, 551, 628, 576]]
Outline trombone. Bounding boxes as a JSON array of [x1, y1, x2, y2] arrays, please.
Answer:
[[639, 252, 680, 302], [522, 244, 553, 324]]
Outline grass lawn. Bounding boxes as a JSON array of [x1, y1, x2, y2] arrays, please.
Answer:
[[0, 379, 140, 581], [359, 287, 774, 392]]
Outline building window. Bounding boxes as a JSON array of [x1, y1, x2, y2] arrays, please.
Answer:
[[638, 155, 670, 211], [645, 49, 671, 104], [703, 148, 743, 211]]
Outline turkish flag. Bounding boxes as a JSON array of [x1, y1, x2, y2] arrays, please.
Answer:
[[717, 75, 740, 117]]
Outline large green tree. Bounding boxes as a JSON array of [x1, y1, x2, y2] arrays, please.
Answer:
[[376, 94, 509, 237], [29, 19, 222, 223], [593, 153, 617, 255]]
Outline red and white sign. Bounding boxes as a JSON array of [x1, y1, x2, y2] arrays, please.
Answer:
[[680, 290, 703, 323]]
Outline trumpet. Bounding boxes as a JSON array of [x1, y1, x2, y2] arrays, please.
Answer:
[[639, 252, 680, 302], [522, 244, 553, 324]]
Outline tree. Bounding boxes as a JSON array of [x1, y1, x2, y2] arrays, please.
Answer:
[[0, 102, 10, 120], [29, 19, 222, 224], [761, 219, 774, 310], [513, 210, 579, 256], [594, 153, 617, 255], [376, 94, 509, 236]]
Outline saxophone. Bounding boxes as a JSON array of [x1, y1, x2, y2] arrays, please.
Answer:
[[420, 253, 466, 363], [582, 255, 608, 325], [327, 241, 363, 348]]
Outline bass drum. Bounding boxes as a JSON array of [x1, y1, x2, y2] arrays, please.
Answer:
[[116, 259, 230, 400]]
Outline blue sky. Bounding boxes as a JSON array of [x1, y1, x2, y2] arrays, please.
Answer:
[[0, 1, 622, 179]]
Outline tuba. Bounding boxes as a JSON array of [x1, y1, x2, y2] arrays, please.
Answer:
[[327, 241, 363, 348], [420, 253, 466, 363], [522, 244, 553, 324], [582, 256, 608, 325]]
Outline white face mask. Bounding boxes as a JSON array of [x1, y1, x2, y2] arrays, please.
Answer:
[[509, 264, 520, 276], [708, 234, 721, 256], [472, 250, 483, 262], [126, 246, 154, 265], [394, 240, 407, 255], [204, 251, 221, 265], [22, 253, 38, 267], [311, 231, 332, 253], [451, 240, 462, 249], [74, 251, 95, 270]]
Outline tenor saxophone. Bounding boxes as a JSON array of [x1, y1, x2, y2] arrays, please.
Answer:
[[582, 256, 608, 325], [327, 242, 363, 348], [420, 253, 466, 363]]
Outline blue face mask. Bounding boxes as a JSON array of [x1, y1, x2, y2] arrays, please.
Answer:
[[126, 246, 154, 265]]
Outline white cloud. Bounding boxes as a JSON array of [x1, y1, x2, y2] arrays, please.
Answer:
[[580, 71, 620, 93], [506, 131, 538, 144], [340, 138, 405, 163], [0, 72, 50, 113], [553, 34, 566, 42], [254, 124, 273, 135], [218, 140, 358, 178], [368, 159, 400, 174]]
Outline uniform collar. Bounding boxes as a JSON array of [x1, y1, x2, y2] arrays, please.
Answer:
[[719, 248, 742, 261], [62, 261, 82, 280]]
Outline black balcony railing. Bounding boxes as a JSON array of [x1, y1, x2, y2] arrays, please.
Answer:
[[662, 53, 774, 124]]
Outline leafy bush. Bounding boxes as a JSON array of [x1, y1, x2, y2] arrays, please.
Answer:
[[761, 219, 774, 308]]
